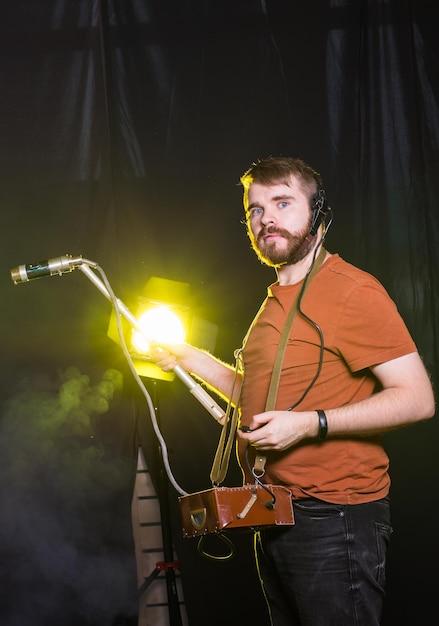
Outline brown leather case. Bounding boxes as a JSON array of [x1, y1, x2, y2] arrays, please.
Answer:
[[179, 484, 295, 538]]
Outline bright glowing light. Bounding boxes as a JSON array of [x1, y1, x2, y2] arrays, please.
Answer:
[[131, 305, 186, 354]]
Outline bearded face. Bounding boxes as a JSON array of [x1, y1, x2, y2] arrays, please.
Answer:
[[249, 214, 314, 267]]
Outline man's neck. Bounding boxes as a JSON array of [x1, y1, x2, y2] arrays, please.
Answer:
[[276, 245, 329, 286]]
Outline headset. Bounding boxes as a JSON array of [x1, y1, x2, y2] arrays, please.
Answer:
[[309, 187, 331, 237]]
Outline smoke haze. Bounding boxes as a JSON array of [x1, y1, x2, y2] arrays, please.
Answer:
[[0, 366, 137, 625]]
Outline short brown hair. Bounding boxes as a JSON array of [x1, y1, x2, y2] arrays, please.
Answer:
[[240, 156, 323, 210]]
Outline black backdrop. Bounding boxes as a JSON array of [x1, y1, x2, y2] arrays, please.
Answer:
[[0, 2, 437, 625]]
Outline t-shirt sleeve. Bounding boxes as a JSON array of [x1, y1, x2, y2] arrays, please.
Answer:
[[335, 279, 417, 372]]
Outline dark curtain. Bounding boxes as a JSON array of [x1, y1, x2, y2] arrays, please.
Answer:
[[0, 1, 437, 625]]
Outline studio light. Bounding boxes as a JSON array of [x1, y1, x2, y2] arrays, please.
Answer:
[[131, 305, 186, 355], [108, 276, 191, 382]]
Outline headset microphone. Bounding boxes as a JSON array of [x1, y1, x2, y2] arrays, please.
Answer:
[[309, 188, 330, 236]]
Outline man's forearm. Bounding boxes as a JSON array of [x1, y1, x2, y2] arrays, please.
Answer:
[[183, 346, 242, 405]]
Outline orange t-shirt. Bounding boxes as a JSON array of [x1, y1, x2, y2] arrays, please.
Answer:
[[238, 253, 417, 504]]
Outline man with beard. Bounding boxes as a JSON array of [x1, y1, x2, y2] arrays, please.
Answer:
[[151, 156, 435, 625]]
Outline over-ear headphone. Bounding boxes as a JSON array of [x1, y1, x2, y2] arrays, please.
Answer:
[[309, 188, 330, 236]]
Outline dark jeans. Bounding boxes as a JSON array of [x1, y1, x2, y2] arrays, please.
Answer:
[[254, 497, 392, 626]]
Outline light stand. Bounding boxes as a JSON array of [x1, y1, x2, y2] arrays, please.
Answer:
[[136, 380, 183, 625], [76, 262, 216, 626]]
